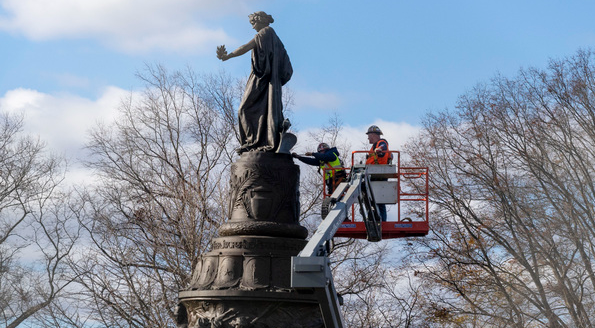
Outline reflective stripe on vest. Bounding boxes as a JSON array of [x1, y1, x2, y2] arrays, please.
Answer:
[[365, 139, 390, 165], [320, 153, 343, 179]]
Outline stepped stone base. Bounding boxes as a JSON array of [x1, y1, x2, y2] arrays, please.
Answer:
[[177, 153, 323, 327]]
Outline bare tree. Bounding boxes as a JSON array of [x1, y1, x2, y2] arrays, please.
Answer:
[[0, 112, 77, 328], [70, 65, 243, 327], [404, 49, 595, 327]]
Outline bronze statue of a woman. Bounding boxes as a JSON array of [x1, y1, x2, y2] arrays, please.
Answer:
[[217, 11, 293, 154]]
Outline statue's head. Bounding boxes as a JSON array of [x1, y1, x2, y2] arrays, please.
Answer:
[[249, 11, 274, 27]]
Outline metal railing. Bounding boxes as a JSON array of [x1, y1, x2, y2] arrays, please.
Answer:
[[321, 150, 428, 224]]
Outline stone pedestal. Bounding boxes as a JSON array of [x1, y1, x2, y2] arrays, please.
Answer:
[[177, 153, 323, 328]]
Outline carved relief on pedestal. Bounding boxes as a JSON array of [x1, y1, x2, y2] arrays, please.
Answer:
[[189, 255, 218, 290], [213, 256, 243, 289], [221, 152, 307, 239], [184, 300, 323, 328], [187, 237, 305, 291], [228, 152, 299, 224], [240, 256, 270, 290]]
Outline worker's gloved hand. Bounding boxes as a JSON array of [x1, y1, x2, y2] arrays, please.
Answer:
[[305, 152, 312, 156], [292, 152, 298, 158]]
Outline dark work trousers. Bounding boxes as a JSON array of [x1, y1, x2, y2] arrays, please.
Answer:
[[325, 170, 346, 195]]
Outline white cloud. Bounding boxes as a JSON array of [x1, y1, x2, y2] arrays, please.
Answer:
[[293, 120, 421, 159], [0, 86, 126, 157], [0, 0, 249, 54], [0, 86, 133, 185], [360, 120, 422, 151]]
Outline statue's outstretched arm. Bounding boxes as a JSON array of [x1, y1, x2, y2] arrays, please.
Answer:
[[217, 38, 256, 61]]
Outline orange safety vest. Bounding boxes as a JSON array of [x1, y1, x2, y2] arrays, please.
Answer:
[[366, 139, 391, 165]]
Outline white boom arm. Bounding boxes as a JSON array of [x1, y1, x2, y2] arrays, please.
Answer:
[[291, 165, 382, 328]]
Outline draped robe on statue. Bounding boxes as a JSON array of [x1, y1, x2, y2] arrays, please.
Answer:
[[238, 26, 293, 153]]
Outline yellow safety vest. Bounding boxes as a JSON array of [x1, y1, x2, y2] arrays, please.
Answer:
[[320, 154, 343, 180]]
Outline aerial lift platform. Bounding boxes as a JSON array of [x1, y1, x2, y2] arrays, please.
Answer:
[[291, 151, 429, 328]]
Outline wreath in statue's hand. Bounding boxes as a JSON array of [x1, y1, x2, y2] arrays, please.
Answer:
[[216, 45, 228, 61]]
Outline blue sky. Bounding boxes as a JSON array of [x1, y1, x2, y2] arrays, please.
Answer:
[[1, 0, 595, 164]]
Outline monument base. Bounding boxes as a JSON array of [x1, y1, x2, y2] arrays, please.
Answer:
[[178, 236, 323, 327], [179, 291, 322, 328], [178, 153, 323, 327]]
